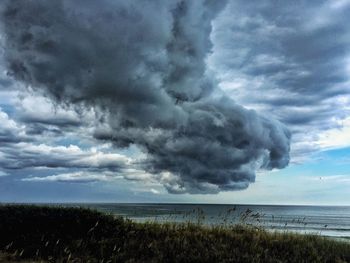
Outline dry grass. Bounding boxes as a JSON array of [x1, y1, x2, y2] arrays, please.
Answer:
[[0, 205, 349, 262]]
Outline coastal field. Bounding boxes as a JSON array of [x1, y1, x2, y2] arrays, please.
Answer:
[[0, 205, 349, 262], [68, 203, 350, 239]]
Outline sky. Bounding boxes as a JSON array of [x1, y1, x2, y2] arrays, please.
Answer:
[[0, 0, 349, 205]]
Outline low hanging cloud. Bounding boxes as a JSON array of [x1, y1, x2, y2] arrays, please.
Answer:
[[0, 0, 290, 193]]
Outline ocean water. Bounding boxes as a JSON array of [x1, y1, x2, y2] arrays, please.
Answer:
[[62, 203, 350, 239]]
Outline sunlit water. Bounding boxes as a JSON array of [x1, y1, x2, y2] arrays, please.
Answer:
[[58, 203, 350, 240]]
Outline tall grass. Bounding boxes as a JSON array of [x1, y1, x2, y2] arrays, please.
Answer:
[[0, 205, 349, 262]]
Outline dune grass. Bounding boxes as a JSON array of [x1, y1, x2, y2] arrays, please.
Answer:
[[0, 205, 349, 262]]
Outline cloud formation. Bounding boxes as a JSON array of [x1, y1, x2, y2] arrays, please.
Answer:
[[0, 142, 130, 170], [0, 106, 130, 170], [22, 171, 113, 183], [0, 108, 27, 143], [0, 0, 290, 193], [209, 0, 350, 161]]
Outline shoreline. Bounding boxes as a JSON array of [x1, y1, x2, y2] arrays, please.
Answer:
[[1, 205, 349, 262]]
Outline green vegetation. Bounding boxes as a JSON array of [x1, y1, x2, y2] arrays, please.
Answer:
[[0, 205, 349, 262]]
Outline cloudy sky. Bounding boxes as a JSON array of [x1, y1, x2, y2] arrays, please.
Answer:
[[0, 0, 349, 205]]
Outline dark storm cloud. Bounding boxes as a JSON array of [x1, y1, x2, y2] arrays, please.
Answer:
[[19, 111, 81, 129], [0, 0, 290, 193]]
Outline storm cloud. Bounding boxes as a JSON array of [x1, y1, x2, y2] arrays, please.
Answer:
[[0, 0, 290, 193]]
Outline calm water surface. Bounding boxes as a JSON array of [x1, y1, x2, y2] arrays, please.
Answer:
[[59, 203, 350, 239]]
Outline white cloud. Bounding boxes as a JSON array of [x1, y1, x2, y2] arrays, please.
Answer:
[[329, 0, 350, 10], [0, 109, 23, 132], [316, 116, 350, 150], [22, 171, 113, 183], [0, 171, 8, 177], [0, 108, 27, 142], [15, 92, 81, 125], [150, 188, 160, 194], [0, 142, 132, 170]]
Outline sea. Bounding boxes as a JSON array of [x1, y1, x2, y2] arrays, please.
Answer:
[[57, 203, 350, 241]]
